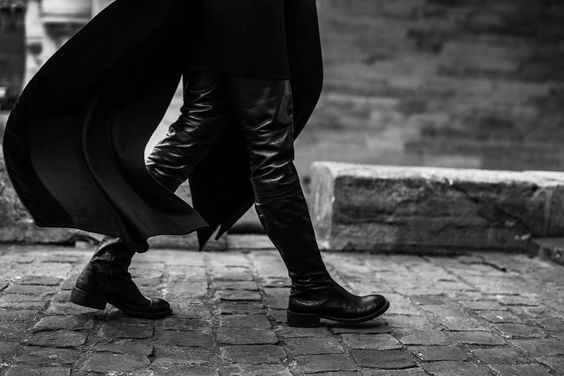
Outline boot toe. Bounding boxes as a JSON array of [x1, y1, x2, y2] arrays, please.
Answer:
[[363, 294, 389, 316], [150, 298, 173, 314]]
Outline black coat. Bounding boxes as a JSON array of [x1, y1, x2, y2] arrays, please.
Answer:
[[2, 0, 323, 252], [187, 0, 291, 79]]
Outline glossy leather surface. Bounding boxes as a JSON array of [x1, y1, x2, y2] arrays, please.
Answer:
[[74, 236, 171, 317], [146, 72, 228, 192]]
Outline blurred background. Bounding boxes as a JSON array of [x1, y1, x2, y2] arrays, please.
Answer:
[[1, 0, 564, 175]]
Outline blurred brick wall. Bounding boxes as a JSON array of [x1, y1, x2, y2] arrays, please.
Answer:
[[301, 0, 564, 172]]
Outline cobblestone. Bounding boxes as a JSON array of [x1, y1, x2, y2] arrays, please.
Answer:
[[0, 245, 562, 375], [409, 345, 467, 361], [285, 337, 343, 354]]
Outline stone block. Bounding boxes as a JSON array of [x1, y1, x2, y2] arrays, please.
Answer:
[[311, 162, 564, 252], [529, 238, 564, 267]]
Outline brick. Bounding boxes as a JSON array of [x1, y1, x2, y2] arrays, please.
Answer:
[[220, 345, 286, 364], [150, 364, 218, 376], [213, 281, 258, 291], [341, 334, 402, 350], [216, 290, 262, 301], [156, 317, 211, 332], [217, 327, 278, 345], [44, 302, 99, 315], [219, 314, 271, 328], [217, 302, 265, 315], [0, 309, 38, 323], [511, 339, 564, 357], [397, 329, 448, 345], [0, 341, 19, 361], [470, 347, 528, 364], [221, 364, 291, 376], [263, 288, 289, 309], [212, 270, 253, 282], [488, 364, 551, 376], [362, 369, 429, 376], [98, 322, 153, 339], [447, 331, 506, 345], [0, 321, 29, 341], [306, 373, 361, 376], [15, 347, 80, 366], [173, 303, 212, 319], [92, 339, 153, 356], [494, 323, 544, 338], [436, 316, 489, 331], [285, 337, 343, 354], [17, 276, 62, 286], [410, 295, 448, 305], [535, 316, 564, 332], [81, 353, 149, 373], [496, 295, 541, 306], [328, 319, 392, 333], [33, 315, 92, 332], [479, 310, 522, 323], [409, 345, 467, 361], [156, 330, 214, 347], [165, 282, 208, 300], [266, 309, 286, 323], [421, 361, 491, 376], [460, 300, 505, 311], [421, 305, 468, 317], [385, 316, 433, 330], [0, 294, 46, 303], [5, 285, 57, 295], [276, 326, 332, 338], [509, 306, 552, 318], [295, 354, 358, 373], [351, 349, 417, 369], [5, 366, 70, 376], [25, 330, 87, 347], [153, 345, 218, 365], [537, 356, 564, 373]]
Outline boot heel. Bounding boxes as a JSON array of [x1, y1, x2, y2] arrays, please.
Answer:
[[71, 287, 107, 310], [287, 310, 321, 327]]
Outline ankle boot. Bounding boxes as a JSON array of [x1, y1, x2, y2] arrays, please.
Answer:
[[71, 236, 172, 319], [255, 187, 389, 327]]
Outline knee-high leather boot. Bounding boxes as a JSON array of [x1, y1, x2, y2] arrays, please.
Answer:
[[71, 236, 172, 318], [71, 72, 227, 318], [230, 76, 389, 327], [256, 186, 389, 327]]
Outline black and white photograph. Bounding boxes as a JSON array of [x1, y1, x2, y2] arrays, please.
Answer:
[[0, 0, 563, 375]]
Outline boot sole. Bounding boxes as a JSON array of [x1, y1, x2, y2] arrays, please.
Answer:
[[70, 287, 173, 319], [287, 299, 390, 327]]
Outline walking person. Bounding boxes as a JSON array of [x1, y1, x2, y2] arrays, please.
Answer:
[[3, 0, 389, 327]]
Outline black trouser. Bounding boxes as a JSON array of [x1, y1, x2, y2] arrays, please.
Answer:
[[146, 71, 299, 203], [146, 71, 328, 282]]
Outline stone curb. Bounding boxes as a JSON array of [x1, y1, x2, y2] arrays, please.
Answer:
[[529, 238, 564, 267], [311, 161, 564, 253]]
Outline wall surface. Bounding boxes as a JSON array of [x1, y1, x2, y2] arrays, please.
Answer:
[[297, 0, 564, 174]]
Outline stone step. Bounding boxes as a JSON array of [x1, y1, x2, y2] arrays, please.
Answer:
[[529, 238, 564, 267], [310, 161, 564, 253]]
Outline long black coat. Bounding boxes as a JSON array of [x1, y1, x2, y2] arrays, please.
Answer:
[[2, 0, 323, 252]]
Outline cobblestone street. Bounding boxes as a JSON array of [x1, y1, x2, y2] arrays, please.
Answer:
[[0, 241, 563, 376]]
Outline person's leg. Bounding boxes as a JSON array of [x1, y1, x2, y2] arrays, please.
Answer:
[[227, 76, 389, 327], [146, 71, 229, 192], [71, 71, 228, 318]]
